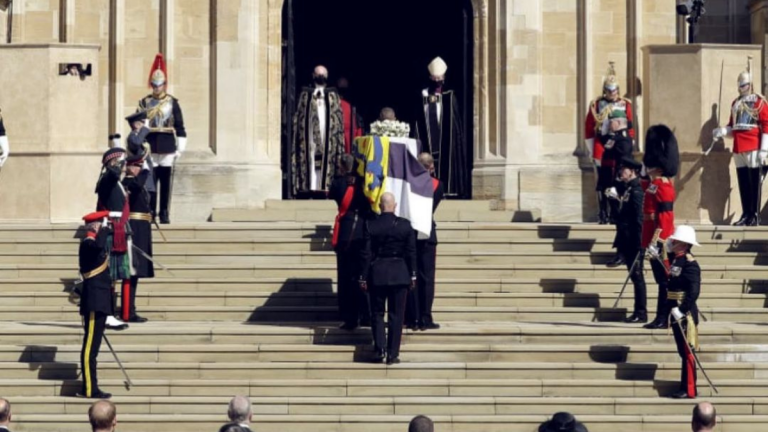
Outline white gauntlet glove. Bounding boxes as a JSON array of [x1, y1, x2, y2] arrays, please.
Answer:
[[671, 307, 684, 321], [712, 126, 731, 140], [605, 187, 619, 200], [647, 244, 660, 260], [176, 137, 187, 160], [0, 136, 8, 167]]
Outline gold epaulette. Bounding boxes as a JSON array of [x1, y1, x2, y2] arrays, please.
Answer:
[[660, 177, 670, 184]]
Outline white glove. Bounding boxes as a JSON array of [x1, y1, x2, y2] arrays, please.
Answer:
[[712, 126, 731, 140], [176, 137, 187, 154], [0, 135, 8, 167], [605, 187, 619, 200], [647, 244, 660, 259], [584, 138, 594, 159], [671, 307, 684, 321], [760, 134, 768, 165]]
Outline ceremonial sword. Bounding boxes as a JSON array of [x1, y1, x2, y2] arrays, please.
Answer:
[[704, 60, 725, 156], [132, 243, 174, 276], [672, 316, 719, 394], [103, 333, 133, 389], [611, 229, 663, 310]]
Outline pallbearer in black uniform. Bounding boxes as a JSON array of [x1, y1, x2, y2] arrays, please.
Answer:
[[0, 108, 9, 168], [122, 112, 155, 323], [359, 193, 417, 365], [414, 57, 469, 198], [608, 157, 648, 323], [330, 154, 371, 330], [406, 153, 444, 331], [137, 53, 187, 224], [96, 148, 131, 330], [666, 225, 701, 399], [78, 211, 114, 399]]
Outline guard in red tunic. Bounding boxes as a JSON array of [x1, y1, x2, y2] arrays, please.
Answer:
[[642, 125, 679, 329], [714, 56, 768, 226], [585, 62, 635, 224]]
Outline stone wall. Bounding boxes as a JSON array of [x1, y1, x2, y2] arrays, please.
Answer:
[[0, 0, 747, 223]]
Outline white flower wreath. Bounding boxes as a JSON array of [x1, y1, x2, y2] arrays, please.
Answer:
[[370, 119, 411, 138]]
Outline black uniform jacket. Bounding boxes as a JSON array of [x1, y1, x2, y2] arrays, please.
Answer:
[[78, 228, 113, 316], [360, 213, 417, 287], [614, 177, 644, 252], [96, 165, 126, 214], [668, 253, 701, 325], [123, 170, 155, 278], [602, 131, 633, 165], [329, 175, 371, 249]]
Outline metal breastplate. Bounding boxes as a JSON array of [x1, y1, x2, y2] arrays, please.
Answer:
[[732, 94, 760, 131], [145, 96, 174, 129]]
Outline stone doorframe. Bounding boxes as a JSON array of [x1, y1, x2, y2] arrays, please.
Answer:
[[270, 0, 502, 199]]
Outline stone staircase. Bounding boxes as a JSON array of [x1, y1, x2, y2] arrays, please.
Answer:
[[1, 201, 768, 431]]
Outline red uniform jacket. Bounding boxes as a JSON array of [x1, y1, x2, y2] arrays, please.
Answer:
[[728, 95, 768, 154], [585, 97, 635, 165], [340, 99, 363, 154], [641, 176, 675, 248]]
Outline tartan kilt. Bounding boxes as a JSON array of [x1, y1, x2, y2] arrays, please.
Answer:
[[106, 234, 132, 281]]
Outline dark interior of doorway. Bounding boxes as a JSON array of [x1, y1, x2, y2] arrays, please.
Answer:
[[281, 0, 474, 198]]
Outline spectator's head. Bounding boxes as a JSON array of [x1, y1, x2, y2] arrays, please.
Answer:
[[88, 400, 117, 432], [313, 65, 328, 87], [379, 107, 396, 121], [338, 154, 355, 176], [379, 192, 397, 214], [692, 402, 717, 431], [227, 396, 252, 425], [0, 398, 11, 427], [538, 412, 588, 432], [218, 424, 250, 432], [408, 415, 433, 432], [418, 153, 435, 175]]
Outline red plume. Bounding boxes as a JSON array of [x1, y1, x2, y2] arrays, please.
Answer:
[[147, 53, 168, 87]]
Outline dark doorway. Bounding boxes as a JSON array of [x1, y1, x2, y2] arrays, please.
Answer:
[[281, 0, 474, 198]]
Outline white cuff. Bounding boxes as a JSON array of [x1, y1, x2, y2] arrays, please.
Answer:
[[177, 137, 187, 153], [724, 126, 733, 138], [761, 134, 768, 152], [585, 138, 594, 158], [109, 211, 123, 218], [0, 135, 8, 156]]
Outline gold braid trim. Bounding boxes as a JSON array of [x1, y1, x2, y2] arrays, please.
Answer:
[[735, 94, 768, 121], [686, 314, 699, 351]]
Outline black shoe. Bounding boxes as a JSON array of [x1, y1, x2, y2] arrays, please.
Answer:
[[420, 322, 440, 331], [669, 390, 695, 399], [605, 255, 626, 268], [734, 214, 749, 226], [405, 322, 420, 331], [372, 349, 385, 363], [160, 211, 170, 224], [338, 322, 357, 331], [747, 215, 759, 227], [643, 319, 665, 329], [359, 319, 371, 328], [386, 356, 400, 365], [127, 315, 148, 323], [624, 313, 648, 324], [77, 389, 112, 399]]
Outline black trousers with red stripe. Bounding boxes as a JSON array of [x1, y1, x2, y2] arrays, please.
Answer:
[[120, 277, 139, 321], [80, 311, 107, 397], [673, 318, 697, 397]]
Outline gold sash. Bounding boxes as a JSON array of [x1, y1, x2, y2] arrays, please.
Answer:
[[82, 260, 108, 279]]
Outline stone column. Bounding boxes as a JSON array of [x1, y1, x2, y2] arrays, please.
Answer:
[[749, 0, 768, 94]]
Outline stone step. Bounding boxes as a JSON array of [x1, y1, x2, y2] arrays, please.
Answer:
[[2, 321, 768, 346], [263, 199, 498, 211], [2, 360, 767, 381], [6, 413, 755, 432], [2, 250, 767, 266], [212, 208, 530, 223], [3, 291, 766, 309], [0, 377, 760, 398], [1, 222, 766, 241], [3, 277, 766, 295], [0, 263, 766, 279], [2, 395, 762, 416], [1, 237, 764, 254]]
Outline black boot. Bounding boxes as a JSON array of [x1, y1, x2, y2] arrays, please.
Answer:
[[597, 194, 609, 224], [157, 166, 173, 224], [748, 168, 761, 226], [734, 167, 750, 226]]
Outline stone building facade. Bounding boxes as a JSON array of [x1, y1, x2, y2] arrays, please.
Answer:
[[0, 0, 760, 222]]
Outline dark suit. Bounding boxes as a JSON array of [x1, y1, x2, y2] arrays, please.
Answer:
[[360, 213, 417, 359], [406, 179, 444, 328], [614, 176, 647, 316], [668, 253, 701, 398], [329, 175, 371, 326]]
